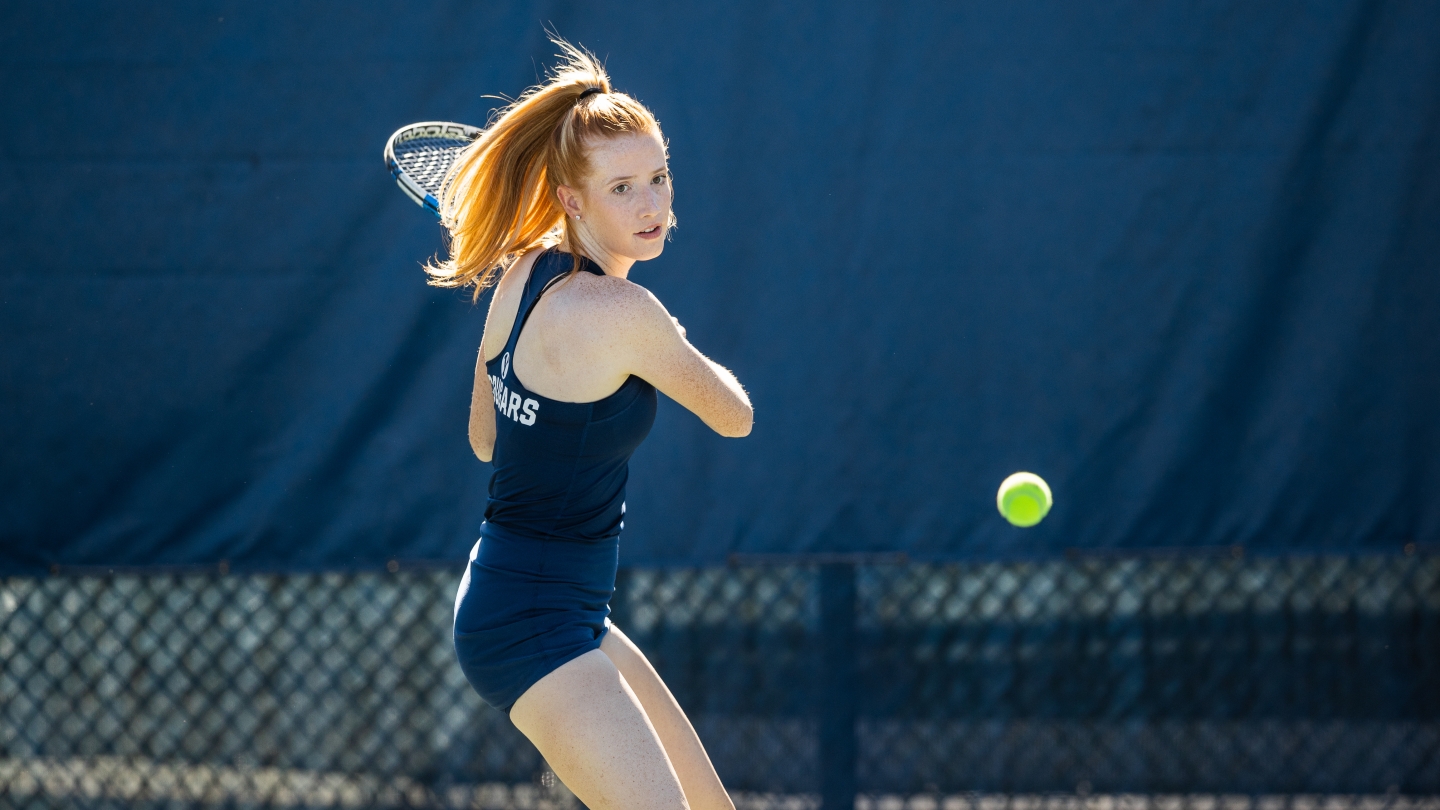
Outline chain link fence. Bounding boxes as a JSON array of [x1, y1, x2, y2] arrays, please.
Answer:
[[2, 550, 1436, 808]]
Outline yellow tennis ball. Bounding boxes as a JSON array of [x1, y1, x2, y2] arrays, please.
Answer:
[[997, 472, 1052, 527]]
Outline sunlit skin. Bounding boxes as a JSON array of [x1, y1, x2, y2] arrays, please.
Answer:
[[468, 128, 752, 451], [556, 131, 674, 275], [463, 129, 748, 810]]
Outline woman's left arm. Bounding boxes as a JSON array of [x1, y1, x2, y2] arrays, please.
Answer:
[[468, 348, 497, 461]]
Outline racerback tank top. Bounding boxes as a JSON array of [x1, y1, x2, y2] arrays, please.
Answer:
[[482, 248, 658, 543]]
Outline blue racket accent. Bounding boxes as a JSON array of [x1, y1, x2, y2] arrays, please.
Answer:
[[383, 121, 483, 219]]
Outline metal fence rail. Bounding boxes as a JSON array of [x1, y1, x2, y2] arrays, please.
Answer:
[[1, 551, 1436, 808]]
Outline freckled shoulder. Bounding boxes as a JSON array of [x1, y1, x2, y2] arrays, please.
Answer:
[[558, 273, 672, 340]]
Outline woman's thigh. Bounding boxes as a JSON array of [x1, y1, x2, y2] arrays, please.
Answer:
[[509, 649, 689, 810], [601, 626, 735, 810]]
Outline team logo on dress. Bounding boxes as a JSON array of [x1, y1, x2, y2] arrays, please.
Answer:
[[490, 351, 538, 426]]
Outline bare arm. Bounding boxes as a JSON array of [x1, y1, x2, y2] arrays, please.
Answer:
[[467, 251, 542, 463], [469, 348, 496, 461], [619, 291, 752, 438]]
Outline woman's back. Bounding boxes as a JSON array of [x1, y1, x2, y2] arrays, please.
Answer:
[[482, 248, 657, 543], [484, 247, 640, 403]]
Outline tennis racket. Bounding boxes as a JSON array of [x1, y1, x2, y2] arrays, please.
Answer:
[[383, 121, 483, 218]]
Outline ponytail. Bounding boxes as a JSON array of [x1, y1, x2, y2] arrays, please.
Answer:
[[426, 37, 664, 299]]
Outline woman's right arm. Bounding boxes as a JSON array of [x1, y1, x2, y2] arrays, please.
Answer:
[[615, 287, 752, 438]]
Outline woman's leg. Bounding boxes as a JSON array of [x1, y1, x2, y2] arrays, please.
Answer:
[[601, 625, 736, 810], [509, 649, 690, 810]]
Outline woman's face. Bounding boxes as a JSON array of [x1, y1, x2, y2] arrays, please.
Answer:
[[557, 131, 673, 271]]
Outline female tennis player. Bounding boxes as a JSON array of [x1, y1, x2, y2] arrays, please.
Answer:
[[438, 41, 751, 810]]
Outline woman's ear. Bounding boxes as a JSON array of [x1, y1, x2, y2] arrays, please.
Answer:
[[555, 185, 583, 219]]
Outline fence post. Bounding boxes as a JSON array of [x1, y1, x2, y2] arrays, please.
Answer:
[[819, 562, 857, 810]]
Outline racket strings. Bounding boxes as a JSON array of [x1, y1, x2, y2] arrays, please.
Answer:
[[394, 137, 470, 196]]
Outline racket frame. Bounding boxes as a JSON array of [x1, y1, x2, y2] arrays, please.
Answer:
[[383, 121, 484, 218]]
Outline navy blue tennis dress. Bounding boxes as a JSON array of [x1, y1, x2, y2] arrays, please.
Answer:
[[453, 248, 657, 712]]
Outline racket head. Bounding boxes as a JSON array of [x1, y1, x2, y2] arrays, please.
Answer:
[[383, 121, 484, 219]]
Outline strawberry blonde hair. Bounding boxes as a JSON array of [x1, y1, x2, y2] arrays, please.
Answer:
[[427, 38, 672, 298]]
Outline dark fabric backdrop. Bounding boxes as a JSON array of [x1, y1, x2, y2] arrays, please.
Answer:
[[2, 1, 1437, 573]]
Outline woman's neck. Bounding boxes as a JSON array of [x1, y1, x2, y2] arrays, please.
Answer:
[[558, 236, 633, 279]]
